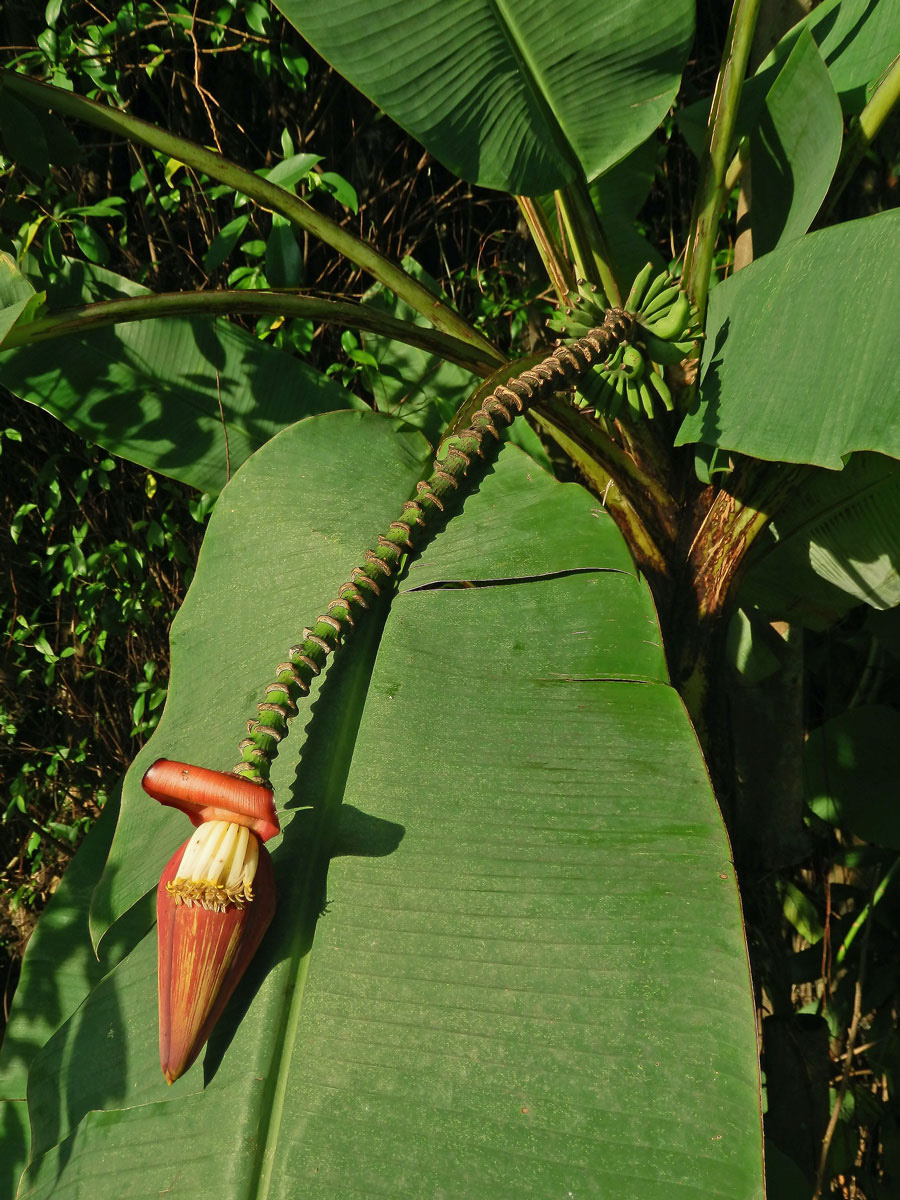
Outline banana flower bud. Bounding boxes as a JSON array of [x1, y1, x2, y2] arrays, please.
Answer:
[[143, 759, 280, 1084]]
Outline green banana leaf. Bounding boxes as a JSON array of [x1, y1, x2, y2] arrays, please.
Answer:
[[759, 0, 900, 115], [0, 259, 351, 494], [16, 411, 763, 1196], [741, 454, 900, 629], [271, 0, 694, 196], [748, 29, 842, 257], [676, 211, 900, 467], [0, 791, 154, 1188], [678, 1, 900, 158]]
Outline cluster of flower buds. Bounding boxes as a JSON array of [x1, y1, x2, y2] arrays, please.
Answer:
[[142, 760, 280, 1084]]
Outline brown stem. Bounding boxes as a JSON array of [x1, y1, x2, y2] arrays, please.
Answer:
[[671, 459, 807, 738]]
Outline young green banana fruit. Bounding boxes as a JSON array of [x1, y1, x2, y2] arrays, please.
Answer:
[[624, 261, 654, 312], [640, 291, 692, 341]]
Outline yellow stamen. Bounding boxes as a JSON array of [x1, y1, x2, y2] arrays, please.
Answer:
[[167, 820, 260, 910]]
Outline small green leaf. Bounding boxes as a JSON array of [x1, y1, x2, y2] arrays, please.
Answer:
[[265, 216, 303, 287], [782, 881, 824, 945], [316, 170, 358, 213], [238, 238, 266, 257], [71, 221, 109, 265], [244, 1, 270, 34], [264, 151, 321, 190], [203, 213, 249, 272]]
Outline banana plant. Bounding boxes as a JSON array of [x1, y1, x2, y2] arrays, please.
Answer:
[[2, 1, 900, 1197]]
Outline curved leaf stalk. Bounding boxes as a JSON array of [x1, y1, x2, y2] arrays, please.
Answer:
[[529, 399, 669, 581], [231, 309, 639, 786], [683, 0, 763, 317], [0, 68, 503, 365], [516, 196, 577, 303], [556, 181, 622, 307], [3, 289, 498, 377]]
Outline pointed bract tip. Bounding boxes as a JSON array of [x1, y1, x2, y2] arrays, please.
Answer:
[[156, 830, 276, 1083]]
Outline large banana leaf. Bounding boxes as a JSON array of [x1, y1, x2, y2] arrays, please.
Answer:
[[677, 210, 900, 468], [0, 259, 350, 493], [272, 0, 694, 195], [16, 412, 762, 1196], [741, 454, 900, 629]]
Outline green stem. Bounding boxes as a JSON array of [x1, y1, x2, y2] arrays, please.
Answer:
[[723, 135, 750, 195], [516, 196, 576, 302], [233, 310, 639, 784], [556, 182, 622, 306], [683, 0, 762, 317], [820, 51, 900, 222], [0, 68, 504, 366], [529, 400, 669, 580], [835, 856, 900, 968], [3, 289, 498, 376], [538, 393, 673, 530]]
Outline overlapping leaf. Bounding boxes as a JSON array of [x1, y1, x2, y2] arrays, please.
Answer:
[[760, 0, 900, 114], [748, 30, 842, 256], [272, 0, 694, 195], [741, 454, 900, 629], [15, 411, 763, 1197], [677, 211, 900, 467], [0, 260, 350, 493]]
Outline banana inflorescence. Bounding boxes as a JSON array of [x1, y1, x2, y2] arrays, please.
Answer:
[[547, 263, 701, 420]]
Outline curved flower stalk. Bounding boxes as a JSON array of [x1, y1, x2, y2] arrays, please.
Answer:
[[142, 297, 650, 1083], [143, 760, 280, 1084]]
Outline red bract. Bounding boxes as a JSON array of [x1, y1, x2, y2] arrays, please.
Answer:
[[143, 761, 281, 1084], [142, 759, 280, 842], [156, 832, 276, 1084]]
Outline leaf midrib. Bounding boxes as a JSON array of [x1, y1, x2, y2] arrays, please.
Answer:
[[487, 0, 579, 184], [245, 609, 394, 1198]]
